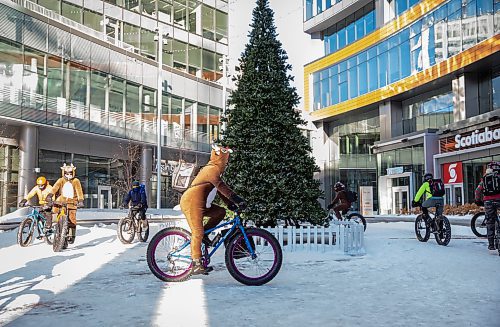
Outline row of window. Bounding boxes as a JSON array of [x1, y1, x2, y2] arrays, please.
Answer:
[[34, 0, 227, 81], [313, 0, 500, 111], [0, 38, 221, 150], [323, 2, 375, 56], [38, 0, 228, 43]]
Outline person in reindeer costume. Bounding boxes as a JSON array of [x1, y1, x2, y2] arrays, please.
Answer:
[[46, 163, 84, 244], [180, 143, 247, 275]]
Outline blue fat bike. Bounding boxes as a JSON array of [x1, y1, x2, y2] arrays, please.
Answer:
[[17, 206, 54, 247], [147, 210, 283, 286]]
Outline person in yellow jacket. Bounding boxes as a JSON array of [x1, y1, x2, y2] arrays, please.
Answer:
[[46, 163, 84, 244], [19, 176, 54, 231], [412, 173, 444, 226]]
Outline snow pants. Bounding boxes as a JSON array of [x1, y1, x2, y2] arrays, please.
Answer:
[[334, 203, 350, 220], [484, 200, 499, 247]]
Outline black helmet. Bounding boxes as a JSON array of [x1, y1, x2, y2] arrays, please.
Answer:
[[334, 182, 345, 191], [487, 161, 500, 171], [423, 173, 433, 182], [132, 180, 140, 188]]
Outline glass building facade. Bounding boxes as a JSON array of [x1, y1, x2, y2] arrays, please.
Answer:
[[312, 0, 500, 111], [0, 0, 228, 213]]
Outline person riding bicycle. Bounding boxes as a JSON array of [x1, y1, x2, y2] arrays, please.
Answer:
[[327, 182, 351, 220], [180, 143, 247, 276], [474, 162, 500, 251], [46, 163, 84, 245], [19, 176, 54, 232], [412, 173, 445, 228], [121, 180, 148, 227]]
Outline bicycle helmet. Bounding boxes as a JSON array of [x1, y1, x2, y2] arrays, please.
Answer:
[[487, 161, 500, 171], [423, 173, 433, 182], [36, 176, 47, 189], [132, 180, 140, 188], [333, 182, 345, 192]]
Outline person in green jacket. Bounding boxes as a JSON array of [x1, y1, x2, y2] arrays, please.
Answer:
[[412, 173, 444, 225]]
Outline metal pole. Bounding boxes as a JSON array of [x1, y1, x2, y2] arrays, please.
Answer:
[[156, 29, 163, 210], [221, 54, 227, 136]]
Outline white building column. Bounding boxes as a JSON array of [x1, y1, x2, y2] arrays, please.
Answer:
[[18, 125, 38, 203]]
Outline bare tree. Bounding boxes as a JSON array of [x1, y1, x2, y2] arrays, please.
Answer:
[[111, 142, 141, 200]]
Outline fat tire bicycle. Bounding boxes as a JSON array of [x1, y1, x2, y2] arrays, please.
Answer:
[[17, 206, 54, 247], [147, 210, 283, 286], [414, 203, 451, 246], [471, 211, 488, 238], [117, 206, 149, 244], [52, 201, 71, 252], [325, 208, 367, 231]]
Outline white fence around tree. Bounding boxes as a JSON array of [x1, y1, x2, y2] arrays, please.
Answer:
[[154, 218, 365, 256]]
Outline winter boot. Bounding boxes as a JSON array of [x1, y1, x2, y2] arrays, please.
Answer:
[[488, 242, 495, 250], [191, 259, 210, 275], [67, 227, 76, 244]]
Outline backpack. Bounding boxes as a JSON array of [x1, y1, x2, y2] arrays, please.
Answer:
[[171, 160, 200, 193], [139, 184, 148, 206], [482, 172, 500, 196], [430, 179, 445, 197], [346, 190, 358, 203]]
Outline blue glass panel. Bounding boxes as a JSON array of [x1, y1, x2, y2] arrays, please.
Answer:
[[305, 0, 313, 20], [388, 46, 399, 83], [367, 47, 377, 59], [313, 81, 321, 110], [358, 61, 368, 95], [348, 57, 357, 69], [427, 26, 435, 66], [399, 28, 410, 43], [329, 33, 338, 54], [397, 0, 408, 15], [339, 61, 347, 72], [339, 81, 348, 102], [477, 0, 493, 14], [347, 22, 356, 43], [367, 57, 378, 91], [329, 65, 338, 76], [410, 20, 422, 37], [317, 0, 323, 14], [320, 69, 329, 80], [409, 0, 420, 7], [338, 27, 347, 48], [378, 51, 388, 87], [365, 11, 375, 33], [326, 0, 332, 9], [313, 72, 320, 82], [434, 5, 447, 21], [464, 0, 477, 18], [400, 40, 411, 78], [348, 66, 358, 98], [356, 17, 365, 39], [357, 51, 367, 63], [377, 40, 388, 54], [321, 78, 330, 107], [448, 0, 462, 15], [331, 74, 339, 105]]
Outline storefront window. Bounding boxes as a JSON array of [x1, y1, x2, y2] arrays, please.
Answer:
[[0, 146, 19, 215]]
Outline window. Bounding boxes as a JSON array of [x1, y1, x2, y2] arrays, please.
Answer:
[[89, 70, 107, 135], [140, 28, 156, 60], [305, 0, 313, 20], [123, 23, 140, 49], [83, 9, 102, 32], [142, 87, 156, 143], [202, 5, 216, 40], [197, 103, 208, 134], [158, 0, 173, 24], [173, 0, 188, 29], [108, 76, 125, 137], [215, 9, 228, 43], [125, 82, 140, 139], [62, 1, 81, 23], [172, 39, 187, 71], [188, 45, 202, 77], [493, 71, 500, 110]]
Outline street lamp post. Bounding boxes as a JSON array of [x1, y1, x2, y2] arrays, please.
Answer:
[[155, 27, 168, 209], [219, 54, 229, 136]]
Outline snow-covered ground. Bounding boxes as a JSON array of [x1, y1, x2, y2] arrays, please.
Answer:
[[0, 222, 498, 327]]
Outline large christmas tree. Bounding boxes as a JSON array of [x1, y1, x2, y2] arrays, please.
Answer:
[[222, 0, 325, 227]]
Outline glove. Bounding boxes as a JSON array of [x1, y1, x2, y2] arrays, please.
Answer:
[[137, 203, 143, 209], [237, 201, 248, 211], [227, 202, 238, 211], [45, 194, 53, 207], [327, 203, 334, 210], [19, 199, 27, 207], [411, 200, 420, 208], [77, 200, 84, 208], [474, 200, 484, 207]]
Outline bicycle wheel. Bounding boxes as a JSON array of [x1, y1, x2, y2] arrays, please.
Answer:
[[137, 219, 149, 242], [117, 217, 136, 244], [17, 218, 34, 247], [470, 212, 487, 238], [53, 215, 68, 252], [147, 227, 193, 282], [346, 213, 367, 231], [41, 220, 54, 245], [415, 214, 430, 242], [435, 216, 451, 246], [225, 227, 282, 286]]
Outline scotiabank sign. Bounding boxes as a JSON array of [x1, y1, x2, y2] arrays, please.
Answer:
[[440, 124, 500, 153], [442, 162, 463, 184]]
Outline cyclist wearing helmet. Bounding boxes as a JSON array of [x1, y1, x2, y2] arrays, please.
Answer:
[[327, 182, 351, 220], [474, 162, 500, 251], [19, 176, 54, 231], [412, 172, 444, 224], [121, 180, 148, 225]]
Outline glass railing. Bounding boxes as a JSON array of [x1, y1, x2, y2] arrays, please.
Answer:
[[0, 84, 210, 152], [10, 0, 136, 52]]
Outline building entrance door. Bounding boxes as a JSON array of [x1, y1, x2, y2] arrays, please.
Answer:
[[98, 186, 112, 209], [392, 186, 409, 214], [444, 184, 464, 206]]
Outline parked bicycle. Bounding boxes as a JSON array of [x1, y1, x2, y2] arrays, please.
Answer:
[[17, 205, 54, 247], [147, 209, 282, 286], [414, 203, 451, 246], [325, 208, 367, 231], [471, 211, 488, 238], [117, 205, 149, 244]]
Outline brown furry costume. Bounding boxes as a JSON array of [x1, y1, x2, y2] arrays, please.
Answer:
[[47, 164, 84, 238], [180, 149, 240, 260]]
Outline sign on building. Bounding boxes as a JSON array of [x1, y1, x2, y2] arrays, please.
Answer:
[[359, 186, 374, 217], [442, 162, 463, 184]]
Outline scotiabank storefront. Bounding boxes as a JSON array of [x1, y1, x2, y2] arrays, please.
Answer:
[[435, 121, 500, 205]]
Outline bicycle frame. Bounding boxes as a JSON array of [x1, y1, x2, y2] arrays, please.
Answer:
[[27, 207, 47, 237], [169, 213, 256, 261]]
